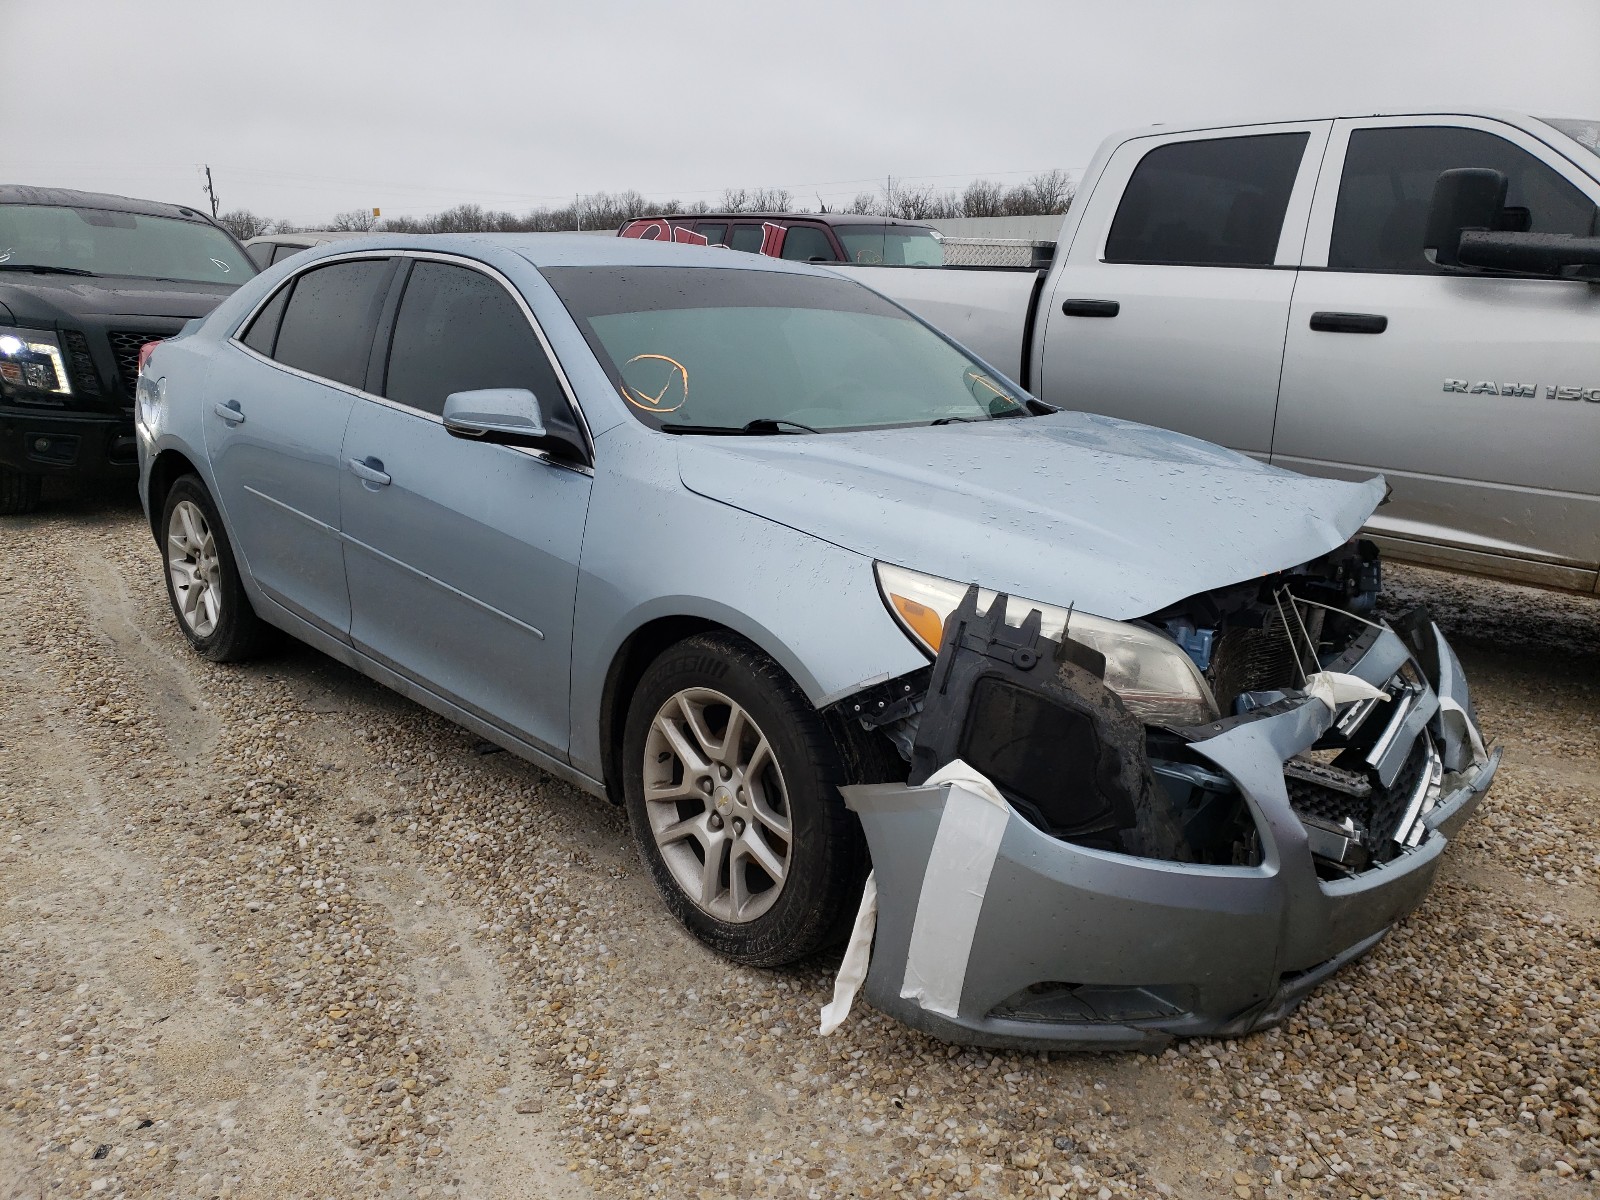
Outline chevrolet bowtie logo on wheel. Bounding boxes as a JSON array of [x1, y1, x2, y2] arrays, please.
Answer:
[[1444, 379, 1600, 401]]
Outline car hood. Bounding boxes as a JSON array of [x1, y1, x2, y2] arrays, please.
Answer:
[[0, 275, 237, 324], [676, 411, 1386, 620]]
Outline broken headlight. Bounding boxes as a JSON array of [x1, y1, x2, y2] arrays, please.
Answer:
[[875, 563, 1220, 726]]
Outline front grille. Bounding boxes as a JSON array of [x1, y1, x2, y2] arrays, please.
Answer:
[[61, 330, 101, 398], [107, 330, 158, 400], [1286, 736, 1431, 865]]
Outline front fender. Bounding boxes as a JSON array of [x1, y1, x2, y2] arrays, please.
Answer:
[[567, 428, 926, 780]]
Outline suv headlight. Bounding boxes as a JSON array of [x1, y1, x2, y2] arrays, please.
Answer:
[[875, 562, 1220, 726], [0, 326, 72, 396]]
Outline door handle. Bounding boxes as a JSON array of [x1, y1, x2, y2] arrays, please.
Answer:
[[346, 456, 391, 487], [212, 400, 245, 424], [1310, 311, 1388, 334], [1061, 298, 1120, 318]]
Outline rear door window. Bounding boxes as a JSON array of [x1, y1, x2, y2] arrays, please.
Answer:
[[382, 261, 569, 419], [779, 225, 837, 262], [1105, 133, 1309, 266], [696, 222, 729, 245], [270, 258, 394, 389], [239, 283, 291, 357], [1329, 125, 1599, 272], [728, 224, 764, 253], [272, 243, 307, 265]]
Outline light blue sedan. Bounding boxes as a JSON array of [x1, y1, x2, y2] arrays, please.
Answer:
[[136, 234, 1495, 1049]]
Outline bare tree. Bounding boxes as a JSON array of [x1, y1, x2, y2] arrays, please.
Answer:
[[844, 192, 879, 215], [748, 187, 793, 212], [960, 180, 1007, 218], [216, 209, 273, 241], [1019, 169, 1075, 215], [329, 209, 380, 232]]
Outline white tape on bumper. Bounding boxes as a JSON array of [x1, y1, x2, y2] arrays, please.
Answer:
[[819, 871, 877, 1036], [899, 760, 1012, 1021]]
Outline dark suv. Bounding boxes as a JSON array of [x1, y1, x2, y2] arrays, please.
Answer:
[[0, 186, 255, 514]]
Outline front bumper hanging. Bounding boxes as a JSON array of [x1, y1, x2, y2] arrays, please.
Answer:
[[841, 612, 1498, 1051]]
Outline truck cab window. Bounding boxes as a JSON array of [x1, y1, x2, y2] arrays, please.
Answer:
[[696, 223, 729, 246], [1104, 133, 1308, 267], [1329, 126, 1599, 272], [728, 224, 764, 253], [779, 226, 837, 262]]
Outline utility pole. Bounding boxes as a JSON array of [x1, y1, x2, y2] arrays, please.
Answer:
[[202, 165, 220, 219]]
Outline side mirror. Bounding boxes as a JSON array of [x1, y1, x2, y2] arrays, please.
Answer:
[[1427, 167, 1600, 277], [442, 388, 588, 462], [1424, 168, 1506, 267]]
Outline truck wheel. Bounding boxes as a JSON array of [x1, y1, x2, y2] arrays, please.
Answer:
[[161, 475, 271, 663], [622, 632, 868, 967], [0, 468, 41, 516]]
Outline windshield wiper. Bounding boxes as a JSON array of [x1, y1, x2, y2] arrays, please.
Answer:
[[658, 418, 818, 435], [0, 263, 98, 276]]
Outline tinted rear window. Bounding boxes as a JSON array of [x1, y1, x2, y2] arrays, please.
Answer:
[[272, 258, 393, 389], [1105, 133, 1308, 266]]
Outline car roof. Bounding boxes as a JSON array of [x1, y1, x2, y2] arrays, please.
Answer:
[[244, 231, 378, 247], [628, 212, 933, 228], [0, 185, 215, 222], [289, 231, 836, 274]]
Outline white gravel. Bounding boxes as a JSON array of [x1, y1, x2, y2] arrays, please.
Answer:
[[1, 499, 1595, 1199]]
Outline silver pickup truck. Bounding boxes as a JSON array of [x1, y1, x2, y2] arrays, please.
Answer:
[[856, 110, 1600, 595]]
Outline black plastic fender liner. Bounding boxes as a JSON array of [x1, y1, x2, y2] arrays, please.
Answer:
[[906, 586, 1191, 861]]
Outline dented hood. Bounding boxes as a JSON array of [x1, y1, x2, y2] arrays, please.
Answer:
[[677, 411, 1385, 620]]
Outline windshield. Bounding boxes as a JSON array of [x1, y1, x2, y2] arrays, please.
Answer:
[[1543, 118, 1600, 162], [542, 265, 1028, 432], [834, 225, 945, 266], [0, 204, 254, 285]]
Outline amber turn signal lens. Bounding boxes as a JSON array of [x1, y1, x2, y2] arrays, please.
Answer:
[[887, 593, 945, 652]]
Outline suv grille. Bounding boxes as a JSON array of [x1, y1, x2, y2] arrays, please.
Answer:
[[107, 331, 159, 400], [61, 330, 102, 398]]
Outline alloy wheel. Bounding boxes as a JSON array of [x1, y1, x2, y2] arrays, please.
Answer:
[[642, 687, 793, 923], [166, 499, 222, 638]]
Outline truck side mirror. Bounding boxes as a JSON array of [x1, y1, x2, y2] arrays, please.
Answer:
[[1424, 168, 1507, 267]]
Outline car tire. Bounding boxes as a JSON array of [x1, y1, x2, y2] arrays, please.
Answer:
[[622, 632, 868, 967], [160, 474, 271, 663], [0, 468, 41, 516]]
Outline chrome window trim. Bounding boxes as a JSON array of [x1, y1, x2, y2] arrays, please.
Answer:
[[227, 249, 596, 467]]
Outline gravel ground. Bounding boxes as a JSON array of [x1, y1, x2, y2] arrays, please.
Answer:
[[1, 495, 1595, 1200]]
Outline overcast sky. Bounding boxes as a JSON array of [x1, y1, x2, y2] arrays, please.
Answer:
[[6, 0, 1599, 226]]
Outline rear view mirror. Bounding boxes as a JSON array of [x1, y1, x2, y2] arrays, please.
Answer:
[[442, 388, 589, 462]]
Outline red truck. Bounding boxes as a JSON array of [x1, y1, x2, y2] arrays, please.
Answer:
[[618, 212, 944, 266]]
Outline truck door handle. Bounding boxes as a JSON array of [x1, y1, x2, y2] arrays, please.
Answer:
[[1061, 299, 1120, 318], [212, 400, 245, 425], [346, 456, 391, 487], [1310, 311, 1388, 334]]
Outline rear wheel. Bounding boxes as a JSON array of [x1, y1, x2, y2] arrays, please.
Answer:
[[622, 633, 867, 966], [161, 474, 271, 662], [0, 467, 41, 516]]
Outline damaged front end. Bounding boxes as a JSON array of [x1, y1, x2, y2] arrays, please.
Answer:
[[837, 545, 1499, 1050]]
